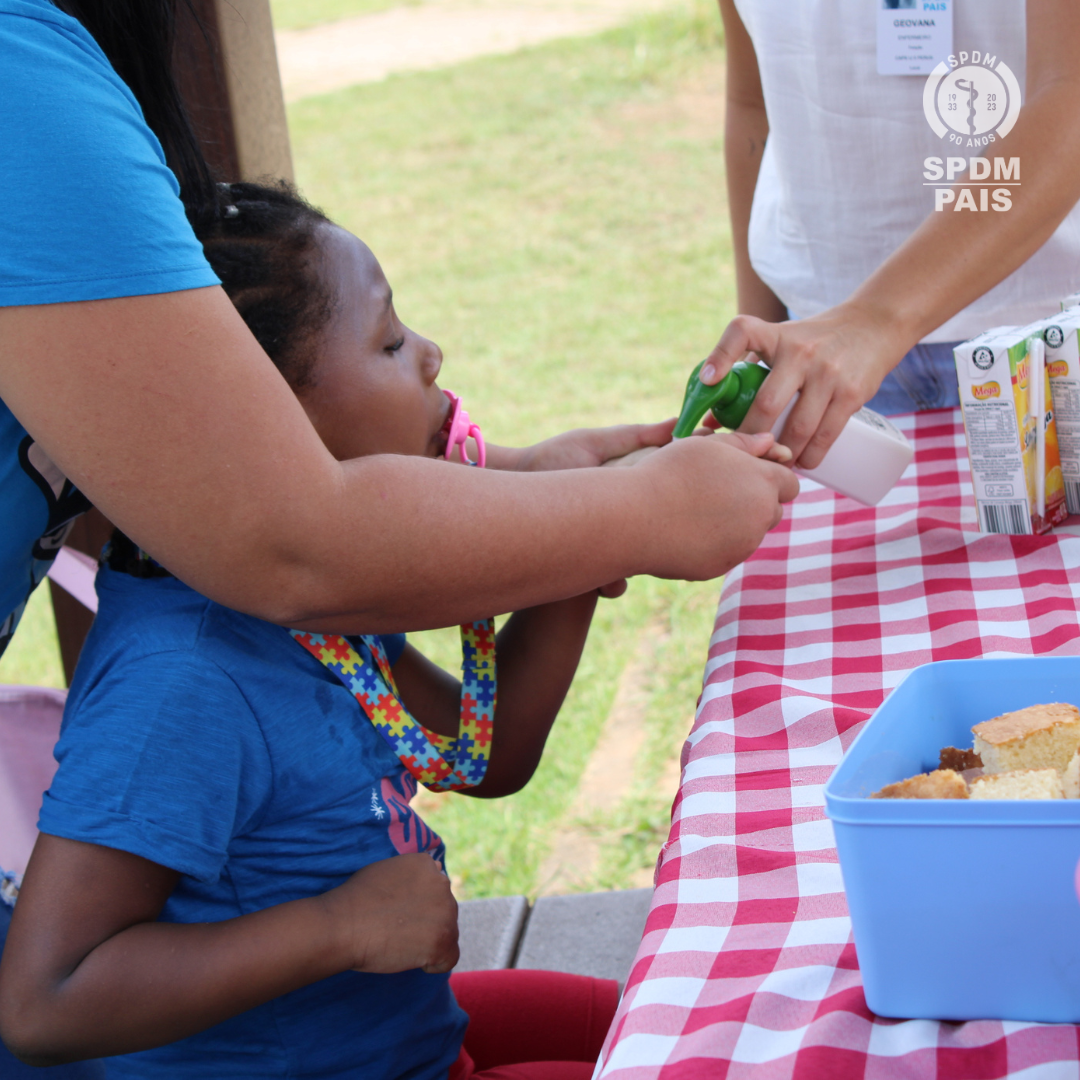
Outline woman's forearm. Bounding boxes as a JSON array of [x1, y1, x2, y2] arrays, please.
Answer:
[[0, 291, 791, 634], [719, 0, 786, 323], [286, 455, 673, 632], [848, 19, 1080, 345], [725, 100, 786, 322]]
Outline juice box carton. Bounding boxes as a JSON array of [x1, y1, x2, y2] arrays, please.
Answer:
[[1062, 292, 1080, 312], [954, 325, 1068, 534], [1032, 310, 1080, 514]]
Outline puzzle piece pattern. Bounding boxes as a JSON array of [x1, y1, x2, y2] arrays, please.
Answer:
[[290, 620, 496, 792]]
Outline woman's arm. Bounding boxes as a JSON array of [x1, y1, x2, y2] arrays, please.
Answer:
[[719, 0, 787, 323], [703, 0, 1080, 468], [390, 588, 603, 798], [0, 837, 457, 1065], [0, 290, 797, 634]]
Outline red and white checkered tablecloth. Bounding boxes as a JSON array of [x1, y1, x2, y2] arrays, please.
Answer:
[[597, 408, 1080, 1080]]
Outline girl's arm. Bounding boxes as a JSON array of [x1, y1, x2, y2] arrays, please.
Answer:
[[392, 591, 603, 798], [0, 837, 457, 1066], [0, 291, 796, 635], [483, 419, 677, 471]]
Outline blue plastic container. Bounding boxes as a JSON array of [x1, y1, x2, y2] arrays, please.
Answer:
[[825, 657, 1080, 1022]]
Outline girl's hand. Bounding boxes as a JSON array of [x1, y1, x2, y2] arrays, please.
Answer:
[[606, 430, 793, 467], [322, 853, 459, 975], [493, 419, 678, 472]]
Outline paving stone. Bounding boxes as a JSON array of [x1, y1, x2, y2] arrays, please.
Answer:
[[455, 895, 529, 972], [514, 888, 652, 986]]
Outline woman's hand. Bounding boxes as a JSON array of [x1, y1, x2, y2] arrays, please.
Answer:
[[636, 431, 800, 580], [700, 302, 904, 469], [487, 419, 677, 472]]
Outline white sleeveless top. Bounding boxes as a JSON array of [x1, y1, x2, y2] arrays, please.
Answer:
[[739, 0, 1080, 341]]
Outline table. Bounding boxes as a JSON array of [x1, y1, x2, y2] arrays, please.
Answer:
[[597, 408, 1080, 1079]]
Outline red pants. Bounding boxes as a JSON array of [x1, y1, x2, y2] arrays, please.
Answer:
[[448, 970, 620, 1080]]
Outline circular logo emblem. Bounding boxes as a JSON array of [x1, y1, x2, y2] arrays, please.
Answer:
[[972, 346, 995, 372], [1045, 325, 1065, 349], [923, 54, 1021, 142]]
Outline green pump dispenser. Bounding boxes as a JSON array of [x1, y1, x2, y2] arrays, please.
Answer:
[[672, 360, 770, 438]]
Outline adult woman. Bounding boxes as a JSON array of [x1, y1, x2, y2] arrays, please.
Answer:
[[0, 0, 797, 661], [705, 0, 1080, 468]]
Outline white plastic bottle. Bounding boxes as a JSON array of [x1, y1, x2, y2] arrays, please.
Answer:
[[769, 396, 915, 506]]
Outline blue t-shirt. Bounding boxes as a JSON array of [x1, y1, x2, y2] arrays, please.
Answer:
[[40, 568, 467, 1079], [0, 0, 220, 654]]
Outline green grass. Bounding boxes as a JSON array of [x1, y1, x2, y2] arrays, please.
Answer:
[[591, 577, 717, 889], [271, 0, 418, 31], [291, 4, 731, 897], [291, 5, 727, 442]]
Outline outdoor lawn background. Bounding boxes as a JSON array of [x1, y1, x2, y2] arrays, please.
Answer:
[[1, 1, 733, 899]]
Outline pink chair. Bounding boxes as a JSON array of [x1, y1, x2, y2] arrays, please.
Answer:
[[1, 544, 97, 880], [0, 685, 65, 881], [0, 551, 106, 1077]]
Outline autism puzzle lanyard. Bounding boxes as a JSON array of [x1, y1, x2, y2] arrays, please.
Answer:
[[292, 390, 494, 792], [290, 623, 496, 791]]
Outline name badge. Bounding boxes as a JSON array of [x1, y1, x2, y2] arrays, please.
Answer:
[[877, 0, 953, 75]]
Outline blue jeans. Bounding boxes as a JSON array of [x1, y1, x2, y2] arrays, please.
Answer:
[[865, 342, 962, 416]]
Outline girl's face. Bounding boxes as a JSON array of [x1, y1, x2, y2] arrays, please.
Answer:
[[297, 224, 451, 461]]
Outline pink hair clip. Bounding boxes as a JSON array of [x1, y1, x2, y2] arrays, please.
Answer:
[[441, 390, 486, 468]]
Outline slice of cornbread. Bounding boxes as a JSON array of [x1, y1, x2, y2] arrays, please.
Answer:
[[940, 746, 982, 771], [969, 769, 1064, 800], [873, 769, 969, 799], [1064, 751, 1080, 799], [972, 703, 1080, 775]]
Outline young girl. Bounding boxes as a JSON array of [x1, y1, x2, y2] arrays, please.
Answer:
[[0, 184, 789, 1078]]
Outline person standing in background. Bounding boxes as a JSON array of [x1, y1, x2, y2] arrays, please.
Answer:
[[706, 0, 1080, 467]]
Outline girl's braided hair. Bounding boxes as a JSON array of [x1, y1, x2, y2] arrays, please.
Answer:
[[193, 181, 336, 390]]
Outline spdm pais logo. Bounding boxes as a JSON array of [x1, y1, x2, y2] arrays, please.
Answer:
[[923, 50, 1021, 145], [922, 50, 1022, 211]]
